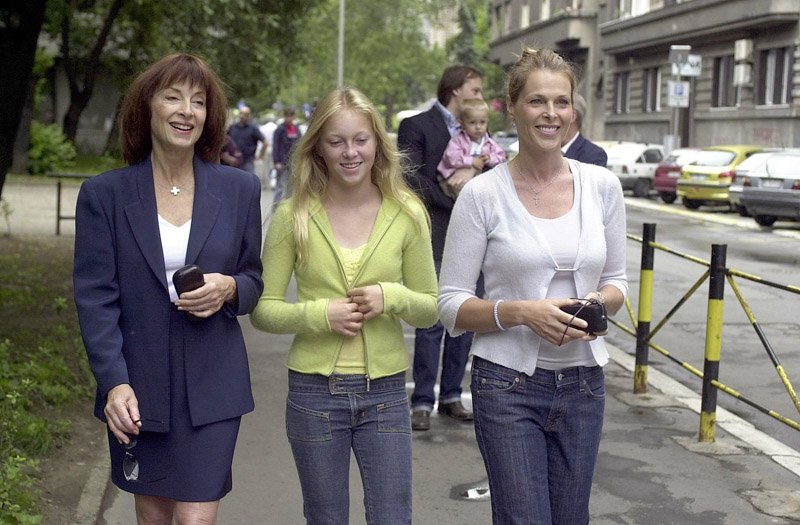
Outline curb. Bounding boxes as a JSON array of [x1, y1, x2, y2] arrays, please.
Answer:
[[623, 196, 800, 240], [605, 343, 800, 478], [74, 442, 110, 524]]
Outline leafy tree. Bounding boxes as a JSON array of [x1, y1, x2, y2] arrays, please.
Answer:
[[0, 1, 48, 201], [275, 0, 451, 129], [42, 0, 322, 150]]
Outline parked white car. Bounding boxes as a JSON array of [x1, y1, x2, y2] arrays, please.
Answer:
[[605, 143, 665, 198]]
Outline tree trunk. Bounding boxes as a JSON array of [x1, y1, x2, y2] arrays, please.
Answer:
[[11, 77, 35, 174], [0, 1, 47, 200], [62, 93, 91, 144], [103, 97, 123, 157], [61, 0, 125, 144]]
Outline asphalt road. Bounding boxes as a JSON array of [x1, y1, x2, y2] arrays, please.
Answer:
[[620, 198, 800, 449]]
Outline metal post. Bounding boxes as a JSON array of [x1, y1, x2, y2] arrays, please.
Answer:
[[55, 180, 62, 236], [671, 72, 681, 141], [634, 223, 656, 393], [337, 0, 345, 87], [700, 244, 727, 442]]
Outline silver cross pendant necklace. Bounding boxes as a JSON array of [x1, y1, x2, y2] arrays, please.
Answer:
[[514, 159, 563, 205]]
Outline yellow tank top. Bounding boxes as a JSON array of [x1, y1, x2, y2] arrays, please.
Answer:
[[333, 243, 367, 374]]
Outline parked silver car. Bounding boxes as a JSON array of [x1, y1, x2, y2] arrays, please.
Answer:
[[739, 149, 800, 226], [729, 151, 779, 215]]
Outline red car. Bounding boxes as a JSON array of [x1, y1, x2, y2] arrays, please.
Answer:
[[653, 148, 701, 203]]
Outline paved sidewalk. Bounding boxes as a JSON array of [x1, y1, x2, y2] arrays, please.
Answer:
[[92, 321, 800, 524], [4, 180, 799, 523]]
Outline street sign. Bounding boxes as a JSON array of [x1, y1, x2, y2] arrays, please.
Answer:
[[667, 80, 690, 108], [671, 54, 702, 76], [668, 44, 692, 65]]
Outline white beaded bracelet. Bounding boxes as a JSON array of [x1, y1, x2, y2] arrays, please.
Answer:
[[594, 291, 605, 304], [493, 300, 506, 331]]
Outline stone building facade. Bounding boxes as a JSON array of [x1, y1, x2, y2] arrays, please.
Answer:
[[490, 0, 800, 149]]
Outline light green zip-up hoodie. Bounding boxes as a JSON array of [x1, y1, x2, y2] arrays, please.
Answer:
[[251, 195, 439, 379]]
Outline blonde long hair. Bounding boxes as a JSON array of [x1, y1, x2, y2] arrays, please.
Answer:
[[288, 87, 428, 265], [506, 47, 577, 105]]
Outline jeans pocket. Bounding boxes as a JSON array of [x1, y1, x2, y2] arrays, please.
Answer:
[[377, 396, 412, 434], [582, 373, 606, 400], [472, 366, 520, 395], [286, 397, 332, 442]]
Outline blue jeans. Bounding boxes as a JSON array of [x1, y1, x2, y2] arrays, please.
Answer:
[[410, 323, 473, 411], [272, 166, 289, 205], [471, 356, 605, 525], [411, 261, 481, 412], [286, 371, 412, 524]]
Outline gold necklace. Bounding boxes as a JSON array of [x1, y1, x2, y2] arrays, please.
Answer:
[[514, 159, 563, 206]]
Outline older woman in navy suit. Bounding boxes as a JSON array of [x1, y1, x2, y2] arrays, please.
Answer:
[[73, 54, 263, 524]]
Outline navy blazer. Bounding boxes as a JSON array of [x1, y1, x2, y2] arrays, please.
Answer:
[[397, 106, 454, 262], [73, 156, 264, 432], [564, 133, 608, 168]]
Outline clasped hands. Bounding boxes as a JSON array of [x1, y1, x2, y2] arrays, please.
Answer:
[[327, 285, 384, 337]]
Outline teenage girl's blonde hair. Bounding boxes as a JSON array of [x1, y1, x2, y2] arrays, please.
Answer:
[[287, 87, 428, 265], [506, 47, 577, 106]]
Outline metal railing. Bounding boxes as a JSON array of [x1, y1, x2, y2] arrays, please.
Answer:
[[612, 223, 800, 441]]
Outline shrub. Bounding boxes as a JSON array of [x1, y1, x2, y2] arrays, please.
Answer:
[[27, 122, 76, 176]]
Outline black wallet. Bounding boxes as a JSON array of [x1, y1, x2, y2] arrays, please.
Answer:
[[559, 298, 607, 333], [172, 264, 205, 321]]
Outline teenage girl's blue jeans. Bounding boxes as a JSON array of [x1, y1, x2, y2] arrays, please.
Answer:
[[286, 371, 412, 525], [471, 356, 605, 525]]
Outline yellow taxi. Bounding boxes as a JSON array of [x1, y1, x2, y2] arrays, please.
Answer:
[[677, 145, 764, 209]]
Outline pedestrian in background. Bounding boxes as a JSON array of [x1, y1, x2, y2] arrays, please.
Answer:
[[259, 114, 278, 189], [438, 48, 627, 524], [251, 86, 438, 524], [272, 106, 302, 205], [228, 105, 266, 175], [73, 53, 263, 524], [562, 92, 608, 168], [398, 64, 484, 431], [436, 98, 506, 199]]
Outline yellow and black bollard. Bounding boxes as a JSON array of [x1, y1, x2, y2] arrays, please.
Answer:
[[700, 244, 727, 442], [634, 223, 656, 394]]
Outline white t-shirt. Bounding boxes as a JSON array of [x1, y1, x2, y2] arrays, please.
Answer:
[[527, 173, 596, 369], [158, 215, 192, 302]]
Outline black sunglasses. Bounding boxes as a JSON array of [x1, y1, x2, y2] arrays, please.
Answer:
[[122, 418, 166, 483]]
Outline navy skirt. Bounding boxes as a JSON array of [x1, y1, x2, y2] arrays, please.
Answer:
[[107, 308, 241, 502]]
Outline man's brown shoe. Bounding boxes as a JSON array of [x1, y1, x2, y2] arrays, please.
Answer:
[[437, 401, 473, 421], [411, 410, 431, 431]]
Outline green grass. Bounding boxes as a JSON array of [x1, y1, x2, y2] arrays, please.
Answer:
[[6, 154, 125, 180], [70, 154, 125, 175], [0, 236, 94, 525]]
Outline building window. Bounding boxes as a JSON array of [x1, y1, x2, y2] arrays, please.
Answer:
[[617, 0, 651, 18], [615, 72, 630, 113], [520, 3, 530, 28], [758, 47, 793, 106], [540, 0, 551, 21], [712, 55, 740, 107], [642, 67, 660, 112]]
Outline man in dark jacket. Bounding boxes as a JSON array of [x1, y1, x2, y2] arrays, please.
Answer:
[[272, 107, 302, 205], [228, 106, 265, 174], [562, 93, 607, 167], [398, 65, 483, 431]]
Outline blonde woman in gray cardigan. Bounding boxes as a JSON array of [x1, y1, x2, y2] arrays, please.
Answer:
[[438, 48, 627, 525]]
